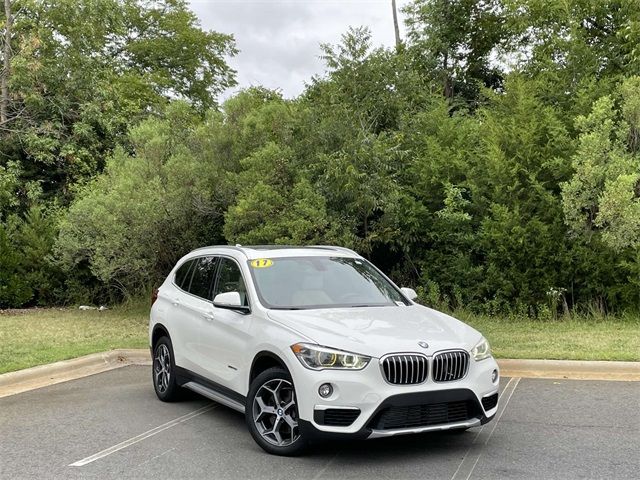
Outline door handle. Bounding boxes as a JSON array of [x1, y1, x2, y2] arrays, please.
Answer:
[[172, 298, 181, 306], [202, 312, 215, 321]]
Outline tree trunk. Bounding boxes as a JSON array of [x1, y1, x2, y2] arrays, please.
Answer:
[[443, 51, 453, 99], [391, 0, 401, 49], [1, 0, 11, 124]]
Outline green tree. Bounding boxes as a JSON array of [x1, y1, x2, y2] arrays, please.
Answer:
[[0, 161, 20, 218], [404, 0, 506, 101], [562, 77, 640, 308], [301, 29, 417, 255], [562, 77, 640, 248], [472, 77, 575, 312], [503, 0, 640, 118], [55, 102, 228, 299], [1, 0, 236, 210], [0, 223, 31, 307], [9, 205, 63, 305]]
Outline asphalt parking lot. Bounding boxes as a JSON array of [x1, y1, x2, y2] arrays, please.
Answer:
[[1, 366, 638, 479]]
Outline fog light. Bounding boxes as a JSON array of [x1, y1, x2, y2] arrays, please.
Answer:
[[318, 383, 333, 398], [492, 369, 499, 383]]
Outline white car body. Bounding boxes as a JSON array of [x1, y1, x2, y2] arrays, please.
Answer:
[[150, 245, 500, 452]]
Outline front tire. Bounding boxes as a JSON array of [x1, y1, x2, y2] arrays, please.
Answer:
[[245, 367, 307, 456], [152, 336, 181, 402]]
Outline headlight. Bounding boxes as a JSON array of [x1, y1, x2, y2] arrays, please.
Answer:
[[471, 337, 492, 361], [291, 343, 370, 370]]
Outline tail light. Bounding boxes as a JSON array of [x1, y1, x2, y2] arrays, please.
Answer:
[[151, 288, 159, 306]]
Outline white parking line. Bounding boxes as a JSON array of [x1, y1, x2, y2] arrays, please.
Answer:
[[69, 404, 217, 467], [450, 377, 515, 480], [450, 377, 521, 480]]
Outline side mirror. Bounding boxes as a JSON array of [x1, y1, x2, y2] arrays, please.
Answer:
[[213, 291, 249, 313], [400, 287, 418, 301]]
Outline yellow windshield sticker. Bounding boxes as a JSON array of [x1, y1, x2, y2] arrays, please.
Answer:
[[250, 258, 273, 268]]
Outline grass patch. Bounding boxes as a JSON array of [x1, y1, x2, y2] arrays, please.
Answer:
[[0, 305, 149, 374], [0, 305, 638, 375], [458, 311, 640, 362]]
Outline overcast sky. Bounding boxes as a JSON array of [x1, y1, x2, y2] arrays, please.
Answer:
[[188, 0, 411, 99]]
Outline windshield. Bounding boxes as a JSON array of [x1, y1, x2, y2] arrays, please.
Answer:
[[248, 256, 408, 310]]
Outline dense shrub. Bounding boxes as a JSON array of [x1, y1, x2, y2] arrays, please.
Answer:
[[4, 1, 640, 316]]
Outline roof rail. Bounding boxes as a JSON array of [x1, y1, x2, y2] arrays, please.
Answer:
[[308, 245, 359, 255], [187, 244, 359, 257], [238, 245, 358, 254], [188, 245, 248, 256]]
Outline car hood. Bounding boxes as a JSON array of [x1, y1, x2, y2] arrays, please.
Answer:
[[267, 304, 482, 358]]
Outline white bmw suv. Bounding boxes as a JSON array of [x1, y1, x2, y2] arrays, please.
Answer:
[[149, 245, 500, 455]]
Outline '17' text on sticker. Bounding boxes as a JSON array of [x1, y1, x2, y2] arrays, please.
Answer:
[[250, 259, 273, 268]]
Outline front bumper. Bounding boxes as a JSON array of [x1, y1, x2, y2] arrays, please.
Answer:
[[291, 354, 500, 440]]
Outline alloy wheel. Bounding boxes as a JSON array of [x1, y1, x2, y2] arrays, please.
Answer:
[[154, 344, 171, 394], [252, 378, 300, 446]]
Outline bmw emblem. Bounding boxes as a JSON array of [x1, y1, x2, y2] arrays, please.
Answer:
[[418, 341, 429, 349]]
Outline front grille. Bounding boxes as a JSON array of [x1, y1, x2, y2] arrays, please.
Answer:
[[370, 401, 475, 430], [315, 408, 360, 426], [481, 393, 498, 411], [381, 354, 428, 385], [432, 350, 469, 382]]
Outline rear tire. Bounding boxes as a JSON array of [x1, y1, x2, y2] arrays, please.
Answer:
[[245, 367, 308, 456], [152, 336, 181, 402]]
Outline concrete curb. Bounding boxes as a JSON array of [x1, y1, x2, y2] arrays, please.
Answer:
[[1, 352, 638, 399], [497, 358, 640, 381], [0, 349, 151, 399]]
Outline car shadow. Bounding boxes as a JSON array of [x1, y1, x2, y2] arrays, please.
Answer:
[[205, 401, 474, 463], [311, 429, 472, 459]]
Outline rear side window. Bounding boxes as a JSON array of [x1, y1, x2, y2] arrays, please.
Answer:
[[174, 260, 195, 290], [188, 256, 219, 300]]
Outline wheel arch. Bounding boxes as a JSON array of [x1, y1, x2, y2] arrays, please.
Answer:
[[151, 323, 170, 349], [249, 350, 290, 387]]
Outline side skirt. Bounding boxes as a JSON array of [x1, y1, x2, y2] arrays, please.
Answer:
[[175, 366, 246, 414]]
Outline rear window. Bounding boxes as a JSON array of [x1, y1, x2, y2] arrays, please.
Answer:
[[174, 260, 195, 290]]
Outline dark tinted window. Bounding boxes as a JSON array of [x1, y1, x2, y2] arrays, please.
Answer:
[[188, 256, 218, 300], [213, 258, 249, 307], [174, 260, 195, 290]]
